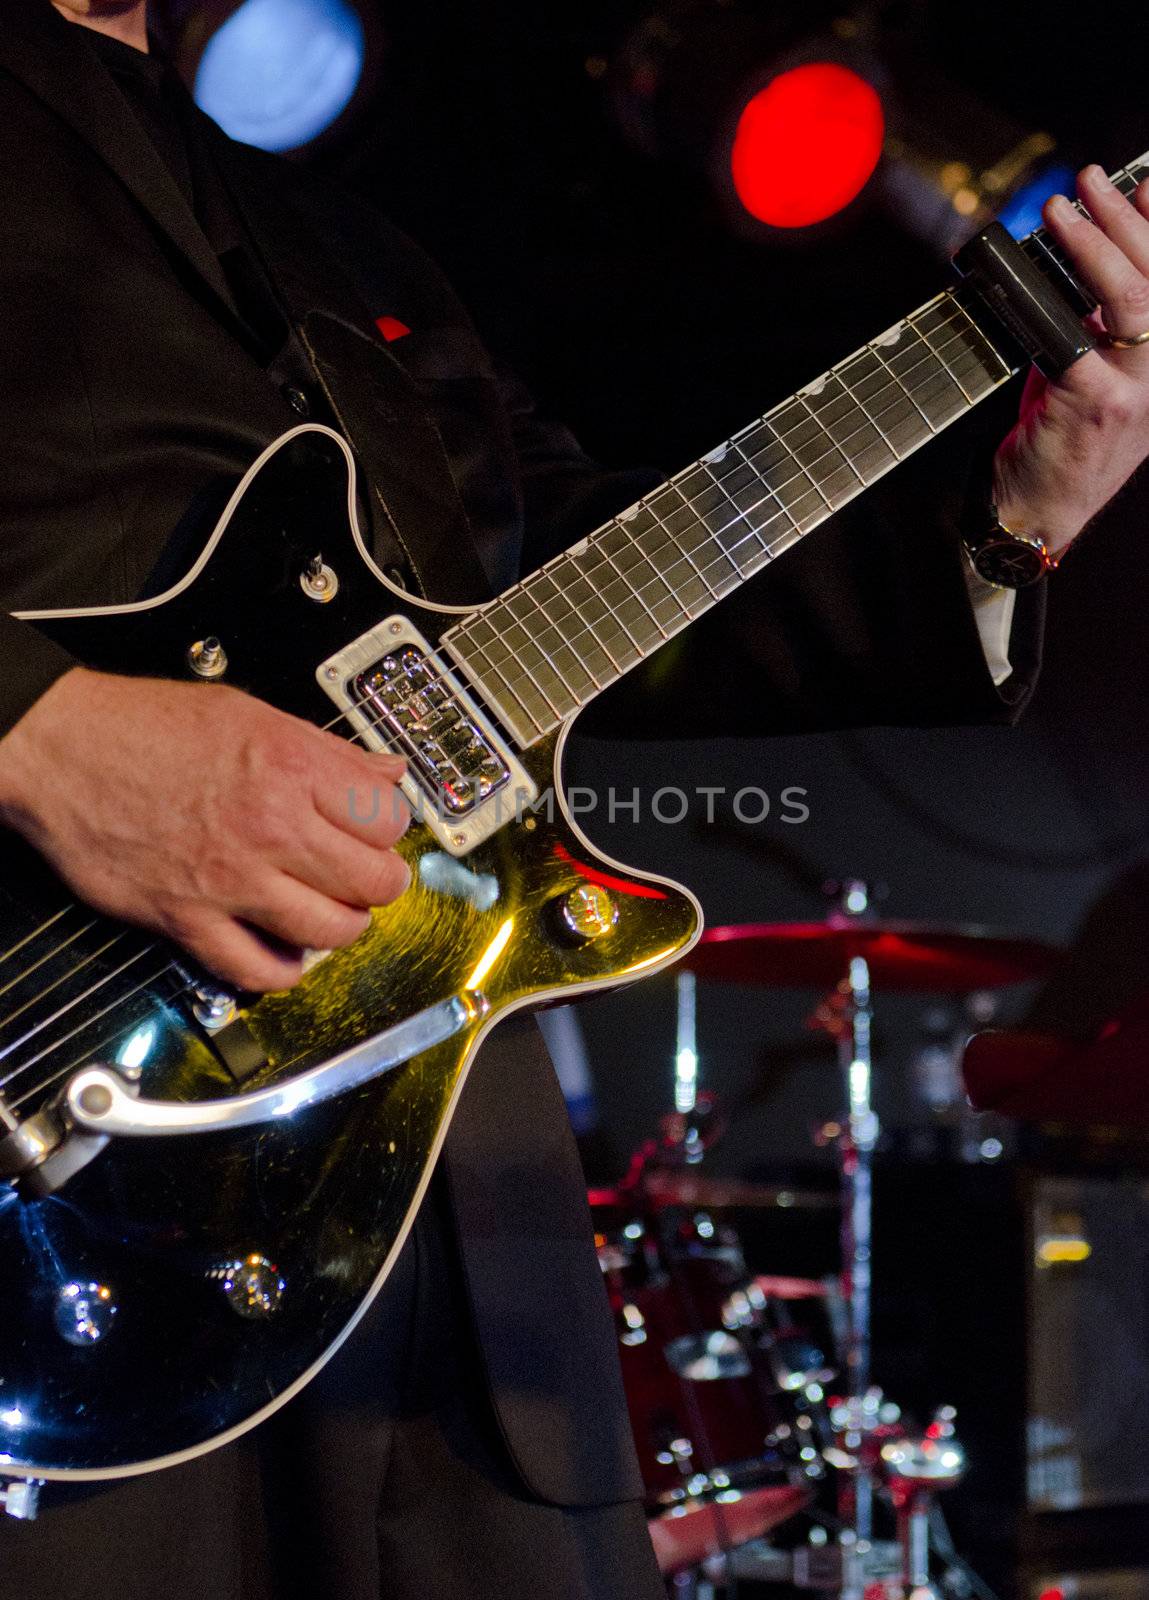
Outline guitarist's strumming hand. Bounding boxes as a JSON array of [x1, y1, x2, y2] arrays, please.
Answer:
[[993, 164, 1149, 556], [0, 668, 411, 993]]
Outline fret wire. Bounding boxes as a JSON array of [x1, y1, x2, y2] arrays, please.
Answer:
[[507, 543, 650, 685], [582, 538, 671, 642], [611, 513, 694, 626], [482, 611, 582, 719], [519, 298, 976, 667], [542, 558, 645, 669], [640, 497, 723, 603], [522, 574, 625, 677], [470, 632, 565, 729], [948, 293, 1014, 380], [702, 451, 798, 549], [504, 588, 605, 696], [461, 612, 577, 724], [664, 301, 976, 557], [868, 336, 936, 435], [455, 635, 546, 741], [760, 414, 840, 519], [904, 310, 977, 406], [728, 436, 810, 539], [795, 392, 867, 489], [570, 547, 648, 656], [922, 293, 1013, 389], [825, 364, 901, 465]]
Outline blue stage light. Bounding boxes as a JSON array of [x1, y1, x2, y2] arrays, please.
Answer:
[[998, 164, 1076, 241], [194, 0, 367, 154]]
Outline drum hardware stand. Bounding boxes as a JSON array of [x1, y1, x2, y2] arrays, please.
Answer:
[[808, 879, 882, 1598], [0, 1476, 42, 1520], [879, 1408, 967, 1600]]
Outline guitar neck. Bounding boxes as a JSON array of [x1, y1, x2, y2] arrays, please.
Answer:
[[445, 150, 1149, 749]]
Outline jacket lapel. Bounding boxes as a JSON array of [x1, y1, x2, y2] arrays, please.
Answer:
[[0, 11, 239, 322], [210, 130, 496, 606]]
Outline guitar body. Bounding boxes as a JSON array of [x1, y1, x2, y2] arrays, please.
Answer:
[[0, 426, 700, 1480]]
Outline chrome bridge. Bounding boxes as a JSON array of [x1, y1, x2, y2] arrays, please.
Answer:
[[317, 617, 536, 856]]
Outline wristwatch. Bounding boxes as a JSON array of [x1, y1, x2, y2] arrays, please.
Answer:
[[961, 503, 1058, 590]]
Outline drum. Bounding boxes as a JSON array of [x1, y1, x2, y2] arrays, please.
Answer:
[[590, 1191, 826, 1514]]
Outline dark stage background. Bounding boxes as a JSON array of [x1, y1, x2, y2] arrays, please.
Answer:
[[290, 2, 1149, 1591]]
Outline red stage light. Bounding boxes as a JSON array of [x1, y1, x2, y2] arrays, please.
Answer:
[[731, 63, 884, 229]]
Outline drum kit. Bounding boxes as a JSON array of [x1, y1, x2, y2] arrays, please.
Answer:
[[588, 882, 1060, 1598]]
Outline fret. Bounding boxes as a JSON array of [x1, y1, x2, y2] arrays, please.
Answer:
[[576, 534, 669, 654], [945, 293, 1016, 384], [917, 294, 1010, 392], [901, 301, 985, 415], [801, 372, 897, 484], [466, 607, 579, 724], [637, 491, 722, 611], [612, 499, 712, 613], [733, 426, 827, 535], [541, 563, 644, 673], [694, 441, 794, 559], [598, 519, 688, 635], [520, 570, 622, 683], [655, 468, 754, 593], [836, 344, 928, 458], [562, 547, 654, 660], [770, 396, 862, 508], [501, 586, 602, 701], [448, 618, 548, 741]]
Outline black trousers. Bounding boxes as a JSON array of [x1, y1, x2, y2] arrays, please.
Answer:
[[0, 1175, 664, 1600]]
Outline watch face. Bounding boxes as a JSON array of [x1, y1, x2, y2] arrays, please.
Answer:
[[972, 536, 1047, 588]]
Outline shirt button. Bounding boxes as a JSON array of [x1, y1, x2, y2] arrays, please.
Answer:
[[282, 385, 311, 417]]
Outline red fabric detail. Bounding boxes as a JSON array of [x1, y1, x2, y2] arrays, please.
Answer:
[[375, 315, 411, 342]]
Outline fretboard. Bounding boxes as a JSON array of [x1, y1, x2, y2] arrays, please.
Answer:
[[445, 150, 1149, 749]]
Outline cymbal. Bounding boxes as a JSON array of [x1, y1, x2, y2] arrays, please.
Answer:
[[588, 1175, 837, 1212], [683, 920, 1061, 992], [647, 1483, 810, 1576]]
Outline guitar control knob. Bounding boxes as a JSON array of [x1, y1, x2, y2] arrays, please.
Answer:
[[556, 884, 618, 942], [213, 1254, 285, 1320], [55, 1281, 117, 1346]]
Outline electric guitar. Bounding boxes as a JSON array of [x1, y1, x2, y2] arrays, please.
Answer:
[[0, 153, 1129, 1485]]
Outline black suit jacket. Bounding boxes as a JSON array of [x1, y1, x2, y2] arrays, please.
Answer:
[[0, 9, 1041, 1508]]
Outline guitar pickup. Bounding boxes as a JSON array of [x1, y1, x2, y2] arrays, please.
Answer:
[[317, 617, 537, 856]]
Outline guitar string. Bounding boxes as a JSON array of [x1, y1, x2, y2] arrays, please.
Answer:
[[0, 929, 146, 1040], [0, 942, 174, 1080], [0, 297, 1004, 1094], [5, 965, 195, 1112]]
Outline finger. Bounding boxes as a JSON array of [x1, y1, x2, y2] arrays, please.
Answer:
[[1045, 191, 1149, 343], [313, 770, 411, 849], [233, 872, 381, 953], [169, 907, 306, 993], [1076, 165, 1149, 281], [280, 818, 413, 909], [308, 730, 411, 844]]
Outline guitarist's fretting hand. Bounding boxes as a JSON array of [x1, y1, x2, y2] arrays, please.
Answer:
[[994, 164, 1149, 554], [0, 667, 411, 993]]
